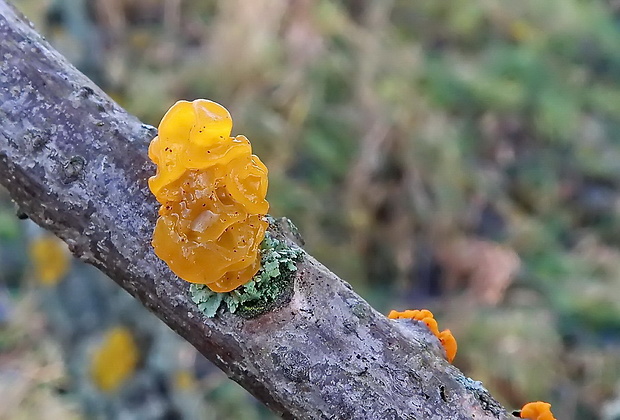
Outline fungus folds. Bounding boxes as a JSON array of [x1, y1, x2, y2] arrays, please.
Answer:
[[149, 99, 269, 292], [388, 309, 457, 363], [519, 401, 556, 420]]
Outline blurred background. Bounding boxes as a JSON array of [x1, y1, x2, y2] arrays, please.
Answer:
[[2, 0, 620, 418]]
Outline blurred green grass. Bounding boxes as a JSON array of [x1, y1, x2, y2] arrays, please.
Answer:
[[3, 0, 620, 418]]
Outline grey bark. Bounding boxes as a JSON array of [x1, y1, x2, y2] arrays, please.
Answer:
[[0, 2, 513, 419]]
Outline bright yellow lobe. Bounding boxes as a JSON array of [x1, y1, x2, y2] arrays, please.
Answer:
[[90, 327, 139, 392], [148, 99, 269, 292]]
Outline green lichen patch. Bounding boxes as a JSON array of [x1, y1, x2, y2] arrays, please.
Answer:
[[190, 232, 303, 318]]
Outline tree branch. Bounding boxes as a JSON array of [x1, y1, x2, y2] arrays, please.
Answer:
[[0, 2, 512, 419]]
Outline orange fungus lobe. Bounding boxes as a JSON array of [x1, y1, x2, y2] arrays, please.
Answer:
[[148, 100, 269, 292], [520, 401, 556, 420], [388, 309, 457, 363]]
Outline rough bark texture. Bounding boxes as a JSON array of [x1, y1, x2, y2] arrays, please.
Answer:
[[0, 2, 513, 419]]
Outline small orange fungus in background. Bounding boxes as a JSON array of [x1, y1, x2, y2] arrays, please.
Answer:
[[29, 235, 70, 286], [519, 401, 556, 420], [388, 309, 457, 363], [148, 99, 269, 292], [90, 327, 139, 392]]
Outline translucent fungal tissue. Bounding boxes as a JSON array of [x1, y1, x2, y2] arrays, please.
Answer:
[[388, 309, 457, 363], [149, 99, 269, 292], [519, 401, 556, 420]]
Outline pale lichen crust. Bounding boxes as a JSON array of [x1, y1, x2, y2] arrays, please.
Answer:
[[190, 230, 303, 318]]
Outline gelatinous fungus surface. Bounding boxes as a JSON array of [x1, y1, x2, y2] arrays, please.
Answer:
[[388, 309, 458, 363], [190, 231, 303, 318], [519, 401, 556, 420], [148, 99, 269, 292]]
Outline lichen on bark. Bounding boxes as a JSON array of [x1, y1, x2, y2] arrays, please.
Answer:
[[190, 218, 303, 318]]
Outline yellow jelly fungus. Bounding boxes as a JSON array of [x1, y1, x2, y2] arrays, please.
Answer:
[[90, 327, 139, 392], [388, 309, 458, 363], [29, 235, 70, 286], [148, 99, 269, 292], [520, 401, 556, 420]]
